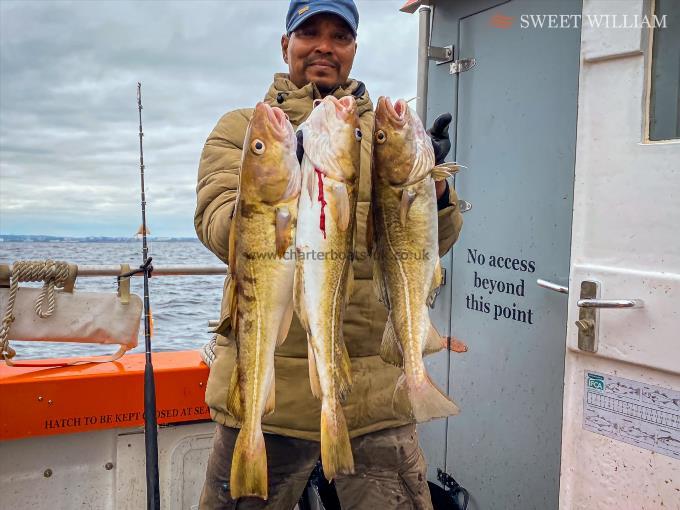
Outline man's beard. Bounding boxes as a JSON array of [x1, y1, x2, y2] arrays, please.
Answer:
[[316, 83, 336, 96]]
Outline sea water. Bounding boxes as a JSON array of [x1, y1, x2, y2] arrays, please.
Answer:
[[0, 240, 224, 359]]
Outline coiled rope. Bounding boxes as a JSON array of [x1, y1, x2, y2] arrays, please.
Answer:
[[0, 260, 71, 361]]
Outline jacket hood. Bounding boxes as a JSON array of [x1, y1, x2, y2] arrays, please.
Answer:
[[264, 73, 373, 127]]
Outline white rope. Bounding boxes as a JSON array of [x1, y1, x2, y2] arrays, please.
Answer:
[[1, 260, 71, 361]]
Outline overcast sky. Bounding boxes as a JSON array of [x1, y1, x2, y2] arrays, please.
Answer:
[[0, 0, 418, 237]]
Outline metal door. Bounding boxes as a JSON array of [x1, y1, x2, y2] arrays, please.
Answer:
[[559, 0, 680, 507], [418, 1, 582, 508]]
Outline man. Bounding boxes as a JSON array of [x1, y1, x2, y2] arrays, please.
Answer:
[[195, 1, 463, 508]]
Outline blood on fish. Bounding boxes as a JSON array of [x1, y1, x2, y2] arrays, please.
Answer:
[[314, 167, 327, 239]]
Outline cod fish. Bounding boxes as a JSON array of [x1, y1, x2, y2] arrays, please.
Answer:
[[369, 96, 460, 422], [226, 102, 301, 499], [294, 95, 361, 480]]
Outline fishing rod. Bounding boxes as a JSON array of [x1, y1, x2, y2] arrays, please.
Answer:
[[126, 82, 160, 510]]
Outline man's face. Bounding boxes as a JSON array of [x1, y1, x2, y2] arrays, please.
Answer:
[[281, 13, 357, 92]]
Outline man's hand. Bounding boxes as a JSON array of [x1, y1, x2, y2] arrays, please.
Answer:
[[428, 113, 452, 165], [428, 113, 453, 202]]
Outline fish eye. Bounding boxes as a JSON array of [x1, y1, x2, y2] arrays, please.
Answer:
[[375, 130, 386, 144], [251, 139, 265, 155], [355, 128, 362, 141]]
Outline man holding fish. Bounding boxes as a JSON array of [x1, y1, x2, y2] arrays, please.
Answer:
[[195, 1, 464, 507]]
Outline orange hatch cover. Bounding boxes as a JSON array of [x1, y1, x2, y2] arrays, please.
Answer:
[[0, 351, 210, 441]]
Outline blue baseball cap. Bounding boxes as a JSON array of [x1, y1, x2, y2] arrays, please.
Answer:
[[286, 0, 359, 36]]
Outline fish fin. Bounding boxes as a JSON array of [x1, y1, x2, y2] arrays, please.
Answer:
[[365, 202, 374, 256], [445, 336, 469, 353], [372, 258, 390, 309], [276, 298, 294, 346], [225, 213, 239, 332], [293, 259, 309, 331], [306, 163, 316, 202], [400, 189, 417, 227], [228, 209, 237, 272], [263, 377, 275, 416], [320, 398, 354, 481], [431, 162, 462, 181], [225, 273, 239, 334], [424, 322, 444, 356], [344, 260, 354, 306], [331, 183, 350, 231], [230, 293, 238, 335], [433, 258, 443, 288], [223, 275, 238, 330], [335, 341, 353, 402], [426, 259, 442, 308], [308, 343, 323, 400], [230, 424, 268, 499], [226, 367, 243, 422], [275, 206, 292, 258], [379, 315, 403, 367], [393, 373, 460, 422]]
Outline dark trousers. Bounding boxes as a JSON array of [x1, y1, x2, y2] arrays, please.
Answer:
[[199, 424, 433, 509]]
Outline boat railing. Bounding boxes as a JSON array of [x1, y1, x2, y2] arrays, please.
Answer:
[[3, 264, 228, 277], [1, 263, 228, 331]]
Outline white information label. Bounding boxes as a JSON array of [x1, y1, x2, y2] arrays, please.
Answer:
[[583, 371, 680, 460]]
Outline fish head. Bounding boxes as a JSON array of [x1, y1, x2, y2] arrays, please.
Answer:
[[241, 102, 301, 204], [299, 95, 361, 183], [373, 96, 435, 186]]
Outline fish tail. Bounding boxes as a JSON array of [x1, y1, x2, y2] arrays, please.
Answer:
[[336, 341, 353, 401], [230, 424, 268, 500], [394, 373, 460, 423], [320, 397, 354, 481]]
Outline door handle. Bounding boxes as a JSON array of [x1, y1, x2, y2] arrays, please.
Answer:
[[577, 298, 644, 309], [536, 279, 568, 294], [575, 280, 644, 353]]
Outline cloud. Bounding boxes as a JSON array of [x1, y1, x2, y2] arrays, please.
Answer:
[[0, 0, 417, 237]]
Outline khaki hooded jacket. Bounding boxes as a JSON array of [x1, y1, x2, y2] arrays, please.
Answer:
[[194, 74, 463, 441]]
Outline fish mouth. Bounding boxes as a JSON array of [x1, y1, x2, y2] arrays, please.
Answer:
[[325, 95, 357, 120], [254, 102, 290, 140], [379, 96, 407, 127]]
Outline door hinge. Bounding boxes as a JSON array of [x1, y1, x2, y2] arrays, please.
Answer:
[[449, 58, 476, 75], [457, 199, 472, 213], [428, 45, 454, 64]]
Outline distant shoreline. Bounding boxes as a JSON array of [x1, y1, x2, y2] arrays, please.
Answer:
[[0, 235, 200, 243]]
